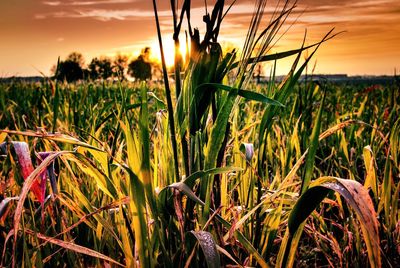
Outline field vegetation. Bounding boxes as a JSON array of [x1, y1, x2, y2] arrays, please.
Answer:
[[0, 0, 399, 267]]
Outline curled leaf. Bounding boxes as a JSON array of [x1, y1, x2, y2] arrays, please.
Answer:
[[189, 231, 220, 268], [11, 142, 45, 203], [0, 197, 19, 219], [240, 143, 254, 162], [288, 177, 381, 268]]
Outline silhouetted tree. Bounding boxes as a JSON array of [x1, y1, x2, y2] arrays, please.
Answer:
[[66, 52, 85, 67], [88, 57, 113, 80], [55, 61, 83, 82], [128, 47, 152, 81], [54, 52, 86, 82]]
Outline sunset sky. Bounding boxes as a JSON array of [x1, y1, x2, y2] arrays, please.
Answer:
[[1, 0, 399, 77]]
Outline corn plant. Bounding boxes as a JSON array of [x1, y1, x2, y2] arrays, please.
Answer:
[[0, 0, 399, 267]]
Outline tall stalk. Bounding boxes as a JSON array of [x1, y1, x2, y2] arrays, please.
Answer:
[[170, 0, 191, 175], [152, 0, 180, 181]]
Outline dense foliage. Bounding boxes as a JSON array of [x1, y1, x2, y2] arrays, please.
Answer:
[[0, 0, 399, 267], [0, 77, 398, 267]]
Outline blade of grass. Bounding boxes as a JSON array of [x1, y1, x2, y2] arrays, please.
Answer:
[[24, 229, 123, 266], [300, 89, 325, 194], [196, 83, 284, 106], [0, 130, 103, 151]]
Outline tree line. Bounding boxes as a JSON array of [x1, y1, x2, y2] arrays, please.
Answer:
[[53, 47, 160, 82]]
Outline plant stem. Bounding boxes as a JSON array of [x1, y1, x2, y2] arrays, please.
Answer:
[[152, 0, 180, 181]]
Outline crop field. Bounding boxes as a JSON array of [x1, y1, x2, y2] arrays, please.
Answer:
[[0, 0, 399, 267]]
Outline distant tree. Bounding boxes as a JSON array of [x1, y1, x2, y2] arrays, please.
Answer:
[[113, 54, 129, 80], [128, 47, 152, 81], [53, 52, 86, 82], [88, 57, 113, 80], [55, 61, 83, 82], [66, 52, 85, 68]]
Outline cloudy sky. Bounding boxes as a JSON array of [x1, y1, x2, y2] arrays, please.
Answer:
[[1, 0, 399, 76]]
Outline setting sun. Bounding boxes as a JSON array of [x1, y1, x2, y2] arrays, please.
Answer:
[[150, 38, 188, 67]]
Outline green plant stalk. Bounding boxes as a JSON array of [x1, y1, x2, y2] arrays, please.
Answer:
[[52, 84, 59, 133], [152, 0, 180, 181], [170, 10, 190, 175], [202, 88, 238, 222], [300, 89, 325, 194], [276, 90, 325, 266], [172, 23, 182, 99], [139, 84, 151, 182], [382, 152, 392, 231], [52, 58, 61, 133], [124, 167, 150, 268], [139, 84, 171, 266], [257, 48, 303, 179]]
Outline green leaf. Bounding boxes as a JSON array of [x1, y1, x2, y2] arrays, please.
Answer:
[[196, 83, 284, 106], [184, 166, 243, 188], [239, 89, 284, 107], [229, 29, 339, 69], [52, 79, 60, 133], [300, 90, 325, 194], [122, 165, 150, 268], [390, 117, 400, 167], [147, 91, 166, 109]]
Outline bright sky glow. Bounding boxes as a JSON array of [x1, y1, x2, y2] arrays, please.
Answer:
[[0, 0, 399, 76]]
